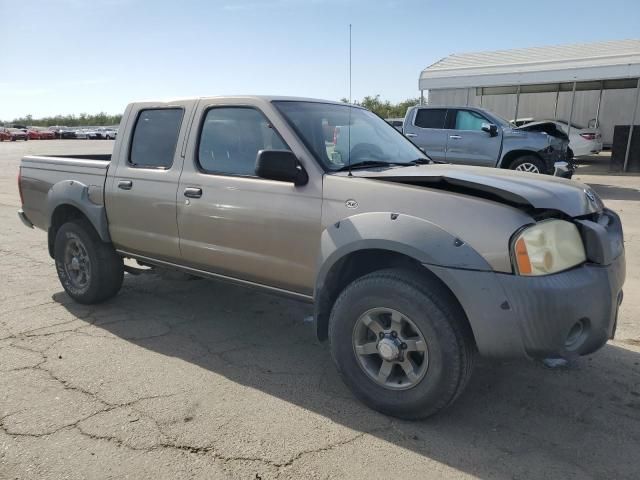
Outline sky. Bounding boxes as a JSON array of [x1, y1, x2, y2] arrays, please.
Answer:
[[1, 0, 639, 120]]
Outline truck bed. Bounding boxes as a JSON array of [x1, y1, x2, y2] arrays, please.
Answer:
[[20, 154, 111, 231]]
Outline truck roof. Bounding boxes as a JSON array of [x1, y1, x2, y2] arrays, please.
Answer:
[[128, 95, 354, 106]]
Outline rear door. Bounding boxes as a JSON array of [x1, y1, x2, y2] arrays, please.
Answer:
[[445, 109, 502, 167], [105, 101, 195, 262], [403, 108, 448, 162]]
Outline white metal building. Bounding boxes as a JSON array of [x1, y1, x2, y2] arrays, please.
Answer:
[[419, 39, 640, 168]]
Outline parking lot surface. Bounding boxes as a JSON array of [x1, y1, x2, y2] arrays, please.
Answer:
[[1, 141, 639, 479]]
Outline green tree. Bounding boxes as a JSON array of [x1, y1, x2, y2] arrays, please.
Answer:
[[338, 95, 419, 118]]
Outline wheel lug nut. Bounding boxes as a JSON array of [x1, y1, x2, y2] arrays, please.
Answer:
[[379, 332, 385, 339], [391, 331, 397, 338]]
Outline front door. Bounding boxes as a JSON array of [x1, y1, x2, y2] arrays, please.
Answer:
[[176, 104, 322, 295], [444, 109, 502, 167]]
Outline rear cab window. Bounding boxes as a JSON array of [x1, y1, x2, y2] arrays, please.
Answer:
[[129, 108, 184, 169], [414, 108, 447, 129]]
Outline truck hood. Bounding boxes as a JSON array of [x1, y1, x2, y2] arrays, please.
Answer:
[[334, 164, 602, 217], [512, 121, 569, 140]]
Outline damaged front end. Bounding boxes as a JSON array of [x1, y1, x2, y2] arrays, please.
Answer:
[[515, 121, 575, 178]]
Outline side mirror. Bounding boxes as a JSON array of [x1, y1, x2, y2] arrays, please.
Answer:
[[481, 123, 498, 137], [255, 150, 308, 186]]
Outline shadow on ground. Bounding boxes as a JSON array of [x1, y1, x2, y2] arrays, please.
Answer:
[[55, 272, 640, 479], [589, 183, 640, 202]]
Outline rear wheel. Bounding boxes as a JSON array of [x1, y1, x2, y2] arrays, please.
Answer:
[[509, 155, 547, 174], [329, 268, 475, 419], [54, 220, 124, 304]]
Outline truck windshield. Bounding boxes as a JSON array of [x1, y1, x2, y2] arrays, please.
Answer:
[[273, 101, 430, 171]]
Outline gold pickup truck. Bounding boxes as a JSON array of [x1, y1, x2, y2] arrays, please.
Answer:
[[18, 96, 625, 418]]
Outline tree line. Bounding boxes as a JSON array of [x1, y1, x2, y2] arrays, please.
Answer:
[[3, 112, 122, 127], [341, 95, 420, 118]]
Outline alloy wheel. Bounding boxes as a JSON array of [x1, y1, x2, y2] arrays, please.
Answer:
[[514, 162, 540, 173], [352, 307, 429, 390], [63, 237, 91, 290]]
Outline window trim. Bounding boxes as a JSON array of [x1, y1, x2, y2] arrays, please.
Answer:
[[449, 108, 491, 132], [127, 107, 185, 170], [195, 104, 291, 178], [413, 107, 448, 130]]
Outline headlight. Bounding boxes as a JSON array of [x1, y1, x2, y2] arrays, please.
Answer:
[[512, 219, 586, 276]]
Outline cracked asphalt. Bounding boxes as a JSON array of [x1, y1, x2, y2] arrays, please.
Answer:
[[1, 141, 639, 479]]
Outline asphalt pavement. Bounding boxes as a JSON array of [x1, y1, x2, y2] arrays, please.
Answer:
[[1, 141, 639, 479]]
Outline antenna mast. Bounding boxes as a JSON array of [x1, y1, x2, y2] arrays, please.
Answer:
[[347, 23, 352, 177]]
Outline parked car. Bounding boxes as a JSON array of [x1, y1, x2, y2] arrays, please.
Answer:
[[543, 120, 602, 157], [48, 126, 76, 139], [36, 128, 56, 140], [0, 128, 11, 141], [7, 128, 28, 141], [86, 129, 102, 140], [74, 129, 88, 139], [98, 127, 117, 139], [60, 128, 77, 139], [25, 128, 42, 140], [17, 96, 625, 419], [403, 106, 573, 176]]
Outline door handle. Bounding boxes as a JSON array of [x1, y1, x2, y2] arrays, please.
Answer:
[[184, 187, 203, 199], [405, 133, 417, 138], [449, 135, 462, 139], [118, 180, 133, 190]]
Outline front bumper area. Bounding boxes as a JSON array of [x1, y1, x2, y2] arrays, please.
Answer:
[[553, 161, 575, 178], [18, 209, 34, 229], [428, 250, 625, 360]]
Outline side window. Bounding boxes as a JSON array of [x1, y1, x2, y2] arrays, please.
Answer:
[[454, 110, 488, 131], [129, 108, 184, 168], [414, 108, 447, 129], [198, 107, 289, 176]]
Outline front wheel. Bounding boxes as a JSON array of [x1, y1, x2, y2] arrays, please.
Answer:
[[329, 268, 475, 419], [54, 220, 124, 304], [509, 155, 547, 174]]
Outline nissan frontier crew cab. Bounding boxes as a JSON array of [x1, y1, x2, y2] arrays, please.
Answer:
[[18, 96, 625, 419]]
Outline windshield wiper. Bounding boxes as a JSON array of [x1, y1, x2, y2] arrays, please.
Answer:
[[336, 160, 407, 171], [411, 157, 447, 165]]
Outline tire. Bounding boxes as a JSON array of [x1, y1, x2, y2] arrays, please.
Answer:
[[54, 219, 124, 304], [329, 268, 475, 419], [509, 155, 547, 174]]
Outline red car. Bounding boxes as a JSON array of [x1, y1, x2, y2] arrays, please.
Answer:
[[26, 128, 41, 140], [31, 127, 55, 140], [0, 128, 11, 141]]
